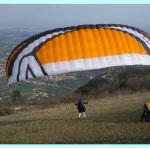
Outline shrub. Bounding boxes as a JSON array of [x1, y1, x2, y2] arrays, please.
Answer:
[[0, 107, 14, 116], [12, 89, 25, 104], [125, 77, 145, 91]]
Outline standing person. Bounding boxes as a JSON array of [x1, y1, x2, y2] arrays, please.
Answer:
[[141, 103, 150, 121], [75, 99, 88, 119]]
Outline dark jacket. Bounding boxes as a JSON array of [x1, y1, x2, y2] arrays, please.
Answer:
[[75, 99, 88, 113], [141, 104, 150, 121]]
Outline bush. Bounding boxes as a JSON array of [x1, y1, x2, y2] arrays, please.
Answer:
[[0, 107, 14, 116], [126, 77, 145, 90], [144, 76, 150, 90], [12, 89, 25, 104]]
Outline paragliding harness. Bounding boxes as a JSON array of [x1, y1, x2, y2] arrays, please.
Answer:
[[141, 103, 150, 122]]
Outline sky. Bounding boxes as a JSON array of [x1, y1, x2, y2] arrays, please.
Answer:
[[0, 4, 150, 33]]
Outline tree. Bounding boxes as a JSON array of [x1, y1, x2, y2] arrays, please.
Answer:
[[12, 89, 24, 104]]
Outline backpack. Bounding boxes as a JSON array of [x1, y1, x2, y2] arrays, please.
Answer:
[[78, 101, 85, 109]]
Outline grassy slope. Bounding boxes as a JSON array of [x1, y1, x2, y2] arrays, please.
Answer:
[[0, 92, 150, 144]]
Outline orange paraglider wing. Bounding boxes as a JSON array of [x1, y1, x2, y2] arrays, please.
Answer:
[[6, 24, 150, 85]]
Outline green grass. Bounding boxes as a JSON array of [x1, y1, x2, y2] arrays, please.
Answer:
[[46, 77, 89, 95], [0, 91, 150, 143], [64, 77, 89, 89]]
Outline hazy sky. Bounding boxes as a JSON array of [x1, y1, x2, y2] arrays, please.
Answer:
[[0, 4, 150, 33]]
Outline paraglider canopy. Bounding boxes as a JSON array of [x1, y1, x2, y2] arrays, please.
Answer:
[[6, 24, 150, 85]]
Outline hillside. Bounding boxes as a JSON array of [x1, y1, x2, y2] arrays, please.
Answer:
[[76, 66, 150, 96], [0, 92, 150, 144]]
